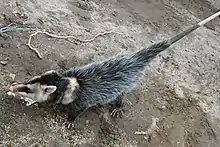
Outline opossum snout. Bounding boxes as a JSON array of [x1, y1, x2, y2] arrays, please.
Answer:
[[9, 85, 18, 92], [9, 86, 14, 92], [9, 84, 27, 92]]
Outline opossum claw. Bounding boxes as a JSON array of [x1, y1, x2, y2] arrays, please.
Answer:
[[61, 119, 75, 129], [110, 107, 124, 118]]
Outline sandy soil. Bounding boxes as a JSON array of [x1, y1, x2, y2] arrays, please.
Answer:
[[0, 0, 220, 146]]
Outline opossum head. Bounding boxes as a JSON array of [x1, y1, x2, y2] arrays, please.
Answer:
[[9, 70, 61, 103]]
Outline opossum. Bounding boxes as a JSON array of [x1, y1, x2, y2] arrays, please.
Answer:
[[8, 11, 220, 126]]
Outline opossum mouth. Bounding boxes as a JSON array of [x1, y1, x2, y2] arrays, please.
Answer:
[[7, 91, 36, 106], [7, 82, 36, 106]]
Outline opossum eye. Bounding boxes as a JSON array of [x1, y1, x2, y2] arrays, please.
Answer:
[[26, 88, 33, 93], [18, 86, 32, 93]]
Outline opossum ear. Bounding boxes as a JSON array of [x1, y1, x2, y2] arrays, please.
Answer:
[[43, 86, 57, 94]]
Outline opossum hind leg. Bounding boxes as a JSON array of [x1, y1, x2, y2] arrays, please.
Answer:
[[110, 93, 125, 118]]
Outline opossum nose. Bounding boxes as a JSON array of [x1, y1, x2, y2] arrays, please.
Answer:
[[9, 84, 21, 92], [7, 82, 19, 92], [9, 86, 15, 92]]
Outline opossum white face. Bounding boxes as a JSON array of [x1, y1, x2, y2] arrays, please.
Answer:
[[9, 82, 57, 102], [9, 70, 60, 103]]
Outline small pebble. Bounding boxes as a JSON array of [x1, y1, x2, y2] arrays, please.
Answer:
[[0, 60, 8, 65]]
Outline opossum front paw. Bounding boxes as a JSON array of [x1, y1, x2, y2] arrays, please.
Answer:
[[61, 119, 75, 129], [110, 106, 125, 118]]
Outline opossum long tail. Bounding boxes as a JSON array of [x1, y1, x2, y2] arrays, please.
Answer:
[[132, 11, 220, 63]]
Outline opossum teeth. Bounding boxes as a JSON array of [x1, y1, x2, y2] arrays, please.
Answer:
[[7, 91, 36, 106]]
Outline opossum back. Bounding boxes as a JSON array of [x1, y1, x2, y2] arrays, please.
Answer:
[[63, 55, 145, 106]]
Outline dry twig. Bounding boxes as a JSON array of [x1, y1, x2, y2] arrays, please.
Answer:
[[27, 29, 115, 59], [27, 31, 43, 59]]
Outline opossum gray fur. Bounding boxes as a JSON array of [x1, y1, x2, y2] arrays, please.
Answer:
[[8, 11, 220, 125]]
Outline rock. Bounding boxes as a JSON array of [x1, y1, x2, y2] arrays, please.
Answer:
[[0, 60, 8, 65]]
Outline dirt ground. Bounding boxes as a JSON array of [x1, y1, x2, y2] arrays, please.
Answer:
[[0, 0, 220, 146]]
